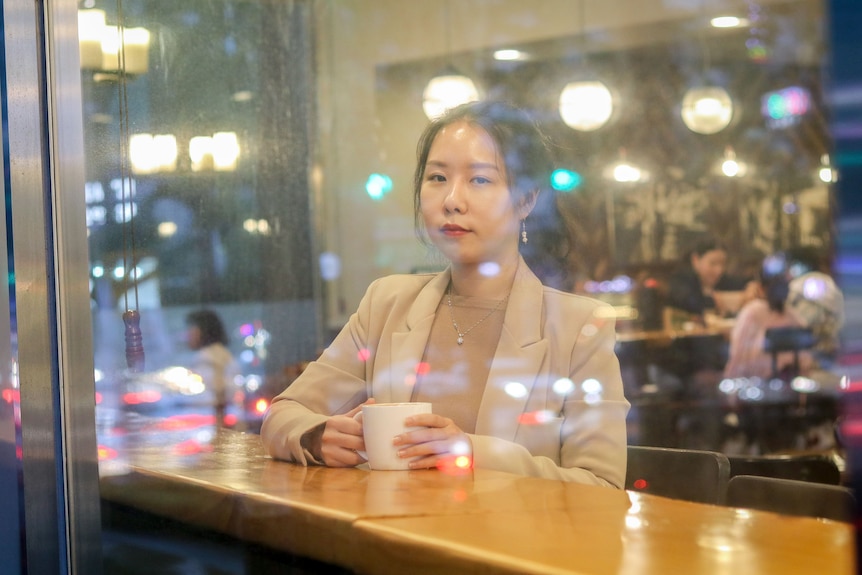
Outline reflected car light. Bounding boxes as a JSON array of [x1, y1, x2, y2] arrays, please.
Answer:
[[148, 413, 216, 431], [254, 398, 269, 414], [122, 390, 162, 405], [98, 445, 118, 461]]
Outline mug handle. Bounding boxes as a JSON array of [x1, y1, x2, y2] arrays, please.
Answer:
[[352, 411, 368, 461]]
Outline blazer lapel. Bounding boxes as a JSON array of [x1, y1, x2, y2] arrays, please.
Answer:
[[382, 270, 451, 403], [475, 259, 550, 441]]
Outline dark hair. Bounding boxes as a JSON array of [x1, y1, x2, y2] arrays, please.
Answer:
[[762, 274, 789, 313], [412, 100, 571, 289], [186, 309, 229, 347], [690, 238, 728, 260]]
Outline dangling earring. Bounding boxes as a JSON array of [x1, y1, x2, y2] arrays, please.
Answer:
[[521, 219, 528, 244]]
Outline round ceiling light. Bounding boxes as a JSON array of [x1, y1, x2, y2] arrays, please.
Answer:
[[559, 81, 614, 131], [422, 73, 480, 120], [681, 86, 734, 134]]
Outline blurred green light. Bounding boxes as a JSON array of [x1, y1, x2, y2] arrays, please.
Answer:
[[366, 173, 393, 200], [551, 169, 582, 192]]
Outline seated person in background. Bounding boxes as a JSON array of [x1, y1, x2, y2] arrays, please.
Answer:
[[723, 255, 812, 380], [666, 238, 756, 320], [185, 309, 240, 427], [261, 101, 629, 487], [662, 239, 756, 385], [783, 247, 844, 370]]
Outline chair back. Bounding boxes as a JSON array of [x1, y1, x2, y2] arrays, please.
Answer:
[[626, 445, 731, 504], [763, 326, 816, 378], [727, 454, 841, 485], [726, 474, 856, 523]]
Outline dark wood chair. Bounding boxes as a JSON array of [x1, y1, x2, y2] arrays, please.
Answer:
[[726, 474, 856, 523], [626, 445, 731, 505], [763, 326, 816, 379], [727, 453, 842, 485]]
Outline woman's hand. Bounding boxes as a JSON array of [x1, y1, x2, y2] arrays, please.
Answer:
[[392, 413, 473, 470], [319, 399, 374, 467]]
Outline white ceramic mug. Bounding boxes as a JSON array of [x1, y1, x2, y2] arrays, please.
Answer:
[[355, 402, 431, 470]]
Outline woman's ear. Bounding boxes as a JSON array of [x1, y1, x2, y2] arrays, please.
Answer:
[[517, 189, 539, 219]]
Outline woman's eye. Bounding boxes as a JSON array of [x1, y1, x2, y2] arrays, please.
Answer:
[[473, 176, 491, 184], [427, 174, 446, 182]]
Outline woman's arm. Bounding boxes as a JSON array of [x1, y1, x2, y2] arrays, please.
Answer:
[[260, 287, 376, 464]]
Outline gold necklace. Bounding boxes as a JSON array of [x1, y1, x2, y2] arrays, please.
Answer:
[[446, 286, 508, 345]]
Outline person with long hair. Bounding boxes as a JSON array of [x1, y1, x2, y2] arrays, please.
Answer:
[[261, 101, 629, 487], [185, 309, 239, 427]]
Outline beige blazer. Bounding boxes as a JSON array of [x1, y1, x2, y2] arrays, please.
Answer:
[[261, 258, 629, 488]]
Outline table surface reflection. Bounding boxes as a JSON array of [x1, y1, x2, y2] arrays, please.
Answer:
[[99, 429, 855, 575]]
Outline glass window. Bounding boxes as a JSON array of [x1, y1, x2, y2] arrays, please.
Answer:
[[81, 0, 854, 568]]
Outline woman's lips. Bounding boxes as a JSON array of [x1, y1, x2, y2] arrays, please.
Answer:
[[441, 224, 468, 237]]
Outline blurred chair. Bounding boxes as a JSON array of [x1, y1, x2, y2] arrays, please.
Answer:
[[763, 326, 815, 379], [727, 453, 842, 485], [626, 445, 731, 504], [726, 474, 856, 523]]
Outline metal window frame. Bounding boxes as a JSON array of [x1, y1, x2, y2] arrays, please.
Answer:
[[3, 0, 101, 572]]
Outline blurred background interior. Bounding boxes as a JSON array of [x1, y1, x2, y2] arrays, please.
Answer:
[[74, 0, 852, 456], [3, 0, 862, 571]]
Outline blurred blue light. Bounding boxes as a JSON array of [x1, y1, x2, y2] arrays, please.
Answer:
[[551, 169, 582, 192], [366, 173, 393, 200]]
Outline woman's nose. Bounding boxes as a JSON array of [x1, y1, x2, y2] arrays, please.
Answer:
[[443, 181, 467, 213]]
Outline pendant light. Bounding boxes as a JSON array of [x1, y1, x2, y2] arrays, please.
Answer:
[[558, 1, 614, 131], [422, 1, 480, 120], [681, 2, 734, 135]]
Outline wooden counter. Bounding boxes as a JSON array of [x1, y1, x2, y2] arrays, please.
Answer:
[[99, 429, 855, 575]]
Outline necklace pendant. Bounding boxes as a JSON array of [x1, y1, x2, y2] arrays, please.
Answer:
[[457, 335, 464, 345]]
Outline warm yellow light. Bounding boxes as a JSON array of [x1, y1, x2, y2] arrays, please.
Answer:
[[99, 25, 150, 74], [157, 222, 178, 238], [559, 81, 614, 131], [212, 132, 240, 171], [130, 133, 177, 174], [613, 163, 642, 183], [422, 73, 480, 120], [681, 87, 734, 134], [78, 10, 106, 69], [711, 16, 749, 28], [189, 136, 214, 171]]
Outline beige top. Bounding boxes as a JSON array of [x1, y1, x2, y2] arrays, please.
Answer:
[[411, 295, 506, 433]]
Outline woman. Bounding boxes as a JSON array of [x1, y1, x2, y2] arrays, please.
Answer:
[[723, 261, 811, 380], [261, 101, 629, 487], [666, 238, 752, 317], [185, 309, 239, 427]]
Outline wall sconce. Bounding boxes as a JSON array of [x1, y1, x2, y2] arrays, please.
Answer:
[[681, 86, 734, 134], [559, 80, 614, 131], [78, 9, 150, 75], [130, 134, 178, 174], [422, 68, 480, 120], [190, 132, 241, 172]]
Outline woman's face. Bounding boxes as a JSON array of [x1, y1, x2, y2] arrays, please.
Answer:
[[692, 248, 728, 289], [419, 120, 524, 269], [186, 325, 202, 350]]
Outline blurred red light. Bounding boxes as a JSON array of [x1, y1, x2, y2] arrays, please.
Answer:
[[95, 392, 103, 405], [2, 389, 19, 404], [633, 478, 648, 490], [122, 390, 162, 405], [223, 413, 238, 427]]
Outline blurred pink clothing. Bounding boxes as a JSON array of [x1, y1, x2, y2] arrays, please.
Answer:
[[723, 299, 812, 379]]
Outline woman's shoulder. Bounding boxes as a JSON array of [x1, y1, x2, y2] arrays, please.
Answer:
[[367, 272, 439, 294], [540, 284, 610, 315]]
